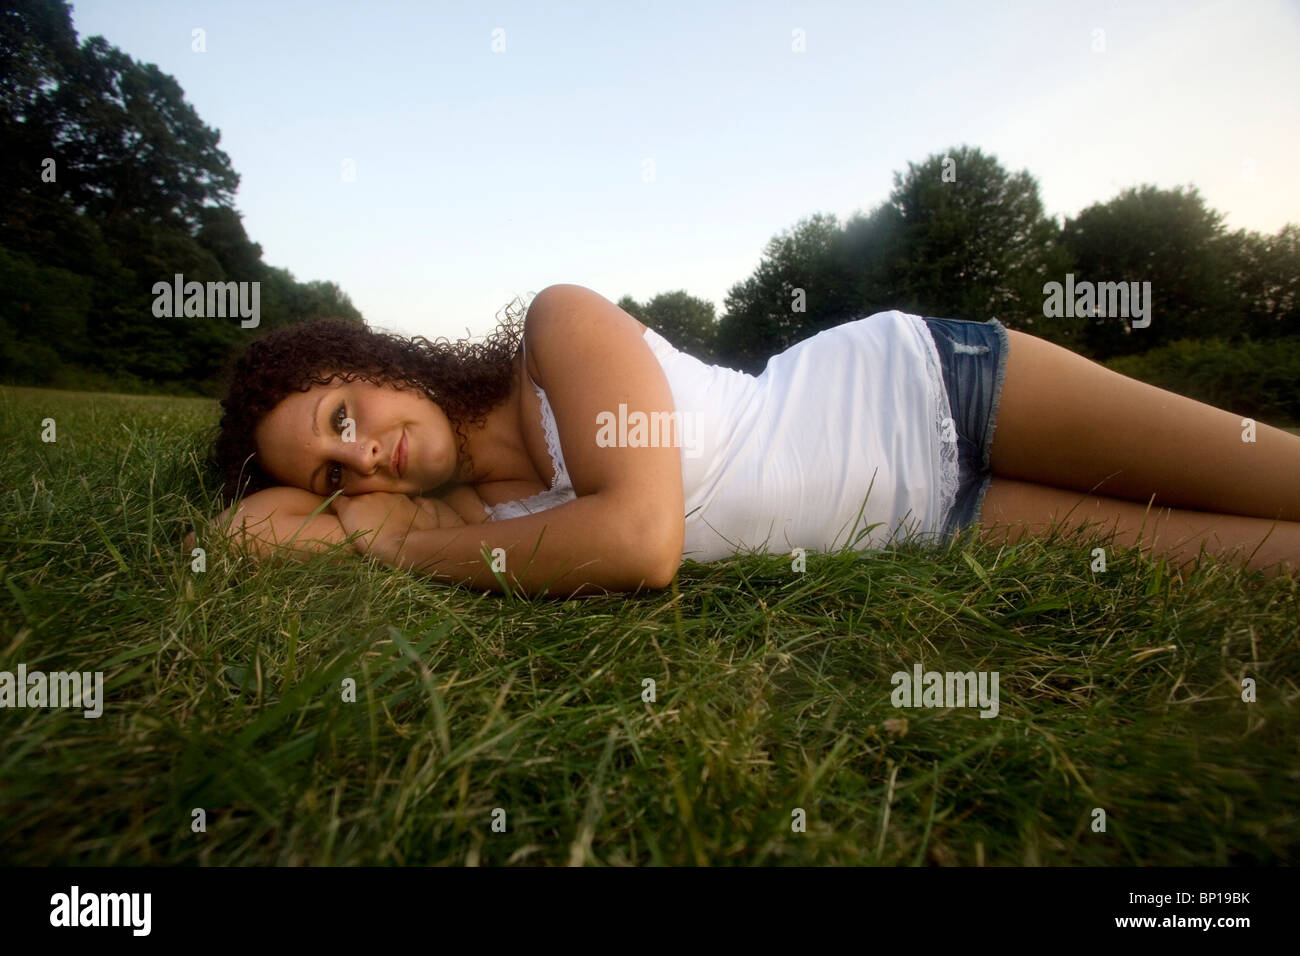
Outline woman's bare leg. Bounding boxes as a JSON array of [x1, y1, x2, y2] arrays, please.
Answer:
[[978, 477, 1300, 578], [989, 329, 1300, 521]]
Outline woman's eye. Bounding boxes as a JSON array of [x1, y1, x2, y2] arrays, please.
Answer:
[[327, 463, 342, 488], [332, 404, 347, 432]]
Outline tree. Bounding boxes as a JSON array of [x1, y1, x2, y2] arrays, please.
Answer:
[[715, 147, 1077, 372], [1060, 184, 1240, 357], [887, 145, 1076, 345], [716, 212, 857, 373], [52, 36, 239, 228], [0, 0, 365, 393], [619, 290, 718, 362], [196, 205, 266, 282], [0, 0, 81, 208], [1221, 223, 1299, 341]]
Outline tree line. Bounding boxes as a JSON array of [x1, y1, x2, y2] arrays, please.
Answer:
[[624, 148, 1298, 375], [0, 0, 361, 395]]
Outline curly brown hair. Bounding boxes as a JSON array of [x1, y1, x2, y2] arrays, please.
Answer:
[[210, 296, 531, 501]]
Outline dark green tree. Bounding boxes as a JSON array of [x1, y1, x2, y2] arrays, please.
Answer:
[[0, 0, 363, 393], [195, 205, 267, 282], [51, 35, 239, 228], [618, 291, 718, 362], [1221, 223, 1299, 341], [715, 147, 1077, 371], [715, 212, 858, 373], [1060, 184, 1240, 357], [887, 145, 1076, 345]]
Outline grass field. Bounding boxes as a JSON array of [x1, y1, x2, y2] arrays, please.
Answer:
[[1, 384, 1296, 865]]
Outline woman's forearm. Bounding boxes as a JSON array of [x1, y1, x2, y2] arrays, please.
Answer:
[[384, 493, 681, 597], [212, 486, 679, 596], [216, 488, 465, 561], [215, 487, 351, 560]]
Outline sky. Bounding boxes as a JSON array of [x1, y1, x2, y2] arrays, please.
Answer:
[[67, 0, 1300, 343]]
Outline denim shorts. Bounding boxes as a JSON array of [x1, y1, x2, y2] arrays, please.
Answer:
[[919, 315, 1010, 543]]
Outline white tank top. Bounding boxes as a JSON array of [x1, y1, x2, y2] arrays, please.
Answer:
[[482, 311, 960, 563]]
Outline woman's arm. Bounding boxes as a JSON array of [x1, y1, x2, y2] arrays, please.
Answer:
[[332, 490, 677, 596], [213, 487, 350, 559], [212, 487, 463, 560], [434, 483, 490, 525], [331, 284, 686, 596]]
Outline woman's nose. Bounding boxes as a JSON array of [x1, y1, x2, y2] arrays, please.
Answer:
[[342, 435, 384, 475]]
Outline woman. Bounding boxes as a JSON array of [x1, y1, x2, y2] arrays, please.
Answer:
[[208, 283, 1300, 597]]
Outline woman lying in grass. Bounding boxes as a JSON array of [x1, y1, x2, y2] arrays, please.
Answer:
[[209, 283, 1300, 596]]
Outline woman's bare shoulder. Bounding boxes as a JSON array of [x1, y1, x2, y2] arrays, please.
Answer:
[[527, 284, 647, 336]]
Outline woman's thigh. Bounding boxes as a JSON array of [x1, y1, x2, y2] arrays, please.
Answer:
[[989, 329, 1300, 522]]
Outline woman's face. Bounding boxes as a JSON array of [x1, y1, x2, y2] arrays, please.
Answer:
[[254, 378, 459, 497]]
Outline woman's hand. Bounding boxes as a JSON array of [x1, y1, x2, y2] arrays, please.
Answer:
[[414, 495, 469, 529], [330, 492, 464, 564]]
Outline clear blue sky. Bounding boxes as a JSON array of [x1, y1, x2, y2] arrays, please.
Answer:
[[69, 0, 1300, 342]]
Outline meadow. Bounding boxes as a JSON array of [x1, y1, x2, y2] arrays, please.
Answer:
[[0, 384, 1295, 865]]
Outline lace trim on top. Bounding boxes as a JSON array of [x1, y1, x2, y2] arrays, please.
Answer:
[[481, 342, 577, 521], [914, 318, 961, 538]]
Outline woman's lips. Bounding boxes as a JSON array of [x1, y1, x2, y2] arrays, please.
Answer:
[[393, 431, 407, 478]]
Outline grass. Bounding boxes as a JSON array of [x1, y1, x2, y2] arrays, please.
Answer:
[[1, 383, 1296, 866]]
